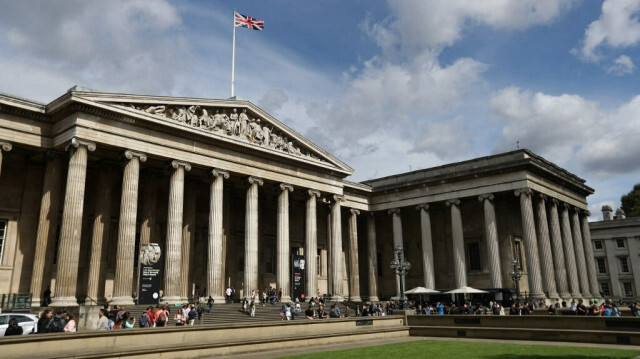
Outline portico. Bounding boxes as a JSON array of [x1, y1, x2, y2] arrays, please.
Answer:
[[0, 88, 599, 307]]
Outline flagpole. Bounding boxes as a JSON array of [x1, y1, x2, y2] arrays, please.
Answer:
[[231, 9, 237, 99]]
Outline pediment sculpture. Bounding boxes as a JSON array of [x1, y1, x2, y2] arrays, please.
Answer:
[[118, 103, 323, 162]]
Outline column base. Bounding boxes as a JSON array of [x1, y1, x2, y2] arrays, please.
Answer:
[[31, 297, 43, 307], [50, 296, 79, 307], [281, 295, 292, 303], [349, 296, 362, 302], [212, 295, 226, 303], [367, 296, 380, 303], [110, 296, 135, 306], [330, 295, 344, 302], [546, 292, 560, 300], [570, 292, 582, 300], [529, 292, 546, 300]]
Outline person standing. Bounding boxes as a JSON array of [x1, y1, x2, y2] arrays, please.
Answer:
[[42, 286, 52, 307], [207, 296, 214, 313], [95, 308, 109, 330], [188, 305, 196, 325]]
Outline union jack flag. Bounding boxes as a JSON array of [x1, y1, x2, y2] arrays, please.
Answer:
[[234, 11, 264, 31]]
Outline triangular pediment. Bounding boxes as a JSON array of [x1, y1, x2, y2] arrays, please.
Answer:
[[66, 91, 353, 176]]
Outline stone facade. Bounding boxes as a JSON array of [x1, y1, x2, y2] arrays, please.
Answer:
[[0, 89, 598, 306], [589, 208, 640, 300]]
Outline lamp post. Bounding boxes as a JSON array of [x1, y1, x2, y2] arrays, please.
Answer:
[[390, 245, 411, 309], [509, 259, 522, 301]]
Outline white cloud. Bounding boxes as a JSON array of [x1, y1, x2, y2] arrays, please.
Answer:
[[577, 0, 640, 62], [490, 87, 640, 176], [366, 0, 575, 54], [606, 54, 636, 75]]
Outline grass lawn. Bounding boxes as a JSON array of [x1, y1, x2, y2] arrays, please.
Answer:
[[281, 340, 640, 359]]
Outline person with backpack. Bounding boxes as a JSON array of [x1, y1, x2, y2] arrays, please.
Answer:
[[207, 296, 214, 313], [156, 307, 168, 327], [49, 311, 66, 333], [139, 311, 150, 328]]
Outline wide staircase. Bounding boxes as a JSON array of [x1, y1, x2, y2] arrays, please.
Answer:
[[123, 301, 357, 326]]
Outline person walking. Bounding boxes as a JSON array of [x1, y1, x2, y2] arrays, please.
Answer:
[[207, 296, 214, 313]]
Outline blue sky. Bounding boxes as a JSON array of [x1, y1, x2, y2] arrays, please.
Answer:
[[1, 0, 640, 220]]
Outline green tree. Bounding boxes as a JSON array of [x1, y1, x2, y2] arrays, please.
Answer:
[[621, 183, 640, 217]]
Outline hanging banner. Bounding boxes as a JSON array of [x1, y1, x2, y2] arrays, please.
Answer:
[[292, 254, 306, 301], [138, 243, 162, 305]]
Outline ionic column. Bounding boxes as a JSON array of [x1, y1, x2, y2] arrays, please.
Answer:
[[305, 190, 320, 301], [208, 169, 228, 302], [244, 176, 263, 297], [535, 194, 558, 298], [581, 210, 599, 299], [560, 203, 581, 298], [366, 212, 379, 302], [446, 199, 466, 288], [86, 165, 115, 304], [330, 195, 344, 301], [388, 208, 403, 298], [348, 209, 361, 302], [416, 204, 435, 289], [163, 160, 191, 304], [478, 194, 502, 288], [277, 183, 294, 302], [112, 150, 146, 306], [514, 188, 544, 299], [50, 138, 96, 307], [181, 185, 197, 300], [0, 141, 12, 178], [549, 199, 570, 298], [30, 153, 64, 306], [571, 207, 591, 297]]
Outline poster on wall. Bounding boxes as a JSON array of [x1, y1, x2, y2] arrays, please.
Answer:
[[292, 254, 306, 301], [138, 243, 162, 305]]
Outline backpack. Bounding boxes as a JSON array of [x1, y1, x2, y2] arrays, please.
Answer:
[[157, 311, 167, 323], [51, 316, 64, 332], [139, 313, 149, 327]]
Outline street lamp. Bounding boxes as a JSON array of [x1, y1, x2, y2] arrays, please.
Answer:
[[509, 259, 522, 301], [390, 245, 411, 309]]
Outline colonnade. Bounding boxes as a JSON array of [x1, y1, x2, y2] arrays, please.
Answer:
[[19, 137, 599, 307]]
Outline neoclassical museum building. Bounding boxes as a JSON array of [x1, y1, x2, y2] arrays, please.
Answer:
[[0, 88, 600, 308]]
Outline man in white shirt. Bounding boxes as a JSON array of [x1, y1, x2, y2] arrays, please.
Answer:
[[95, 308, 109, 330]]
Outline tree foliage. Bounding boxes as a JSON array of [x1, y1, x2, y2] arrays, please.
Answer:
[[621, 183, 640, 218]]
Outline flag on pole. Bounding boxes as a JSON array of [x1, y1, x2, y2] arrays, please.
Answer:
[[234, 11, 264, 31]]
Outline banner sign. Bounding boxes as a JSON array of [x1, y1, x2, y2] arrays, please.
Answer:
[[138, 243, 162, 305], [292, 254, 306, 301]]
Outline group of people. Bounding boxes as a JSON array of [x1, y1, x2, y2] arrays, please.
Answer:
[[36, 309, 76, 333], [94, 302, 205, 330]]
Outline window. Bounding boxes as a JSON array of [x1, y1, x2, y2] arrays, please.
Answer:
[[594, 241, 603, 250], [377, 252, 383, 277], [617, 238, 626, 248], [600, 282, 610, 297], [316, 252, 321, 276], [619, 257, 630, 273], [265, 243, 275, 274], [0, 220, 6, 265], [466, 242, 482, 271], [623, 282, 634, 297], [596, 258, 607, 274], [512, 238, 523, 269]]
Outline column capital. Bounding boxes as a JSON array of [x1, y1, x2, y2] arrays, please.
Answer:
[[478, 193, 494, 202], [0, 141, 12, 152], [561, 202, 570, 210], [248, 176, 263, 186], [416, 203, 429, 211], [124, 150, 147, 162], [280, 183, 294, 192], [349, 208, 360, 216], [332, 194, 344, 203], [211, 168, 229, 179], [171, 160, 191, 171], [307, 189, 321, 198], [388, 208, 401, 215], [514, 188, 533, 197], [582, 209, 591, 217], [446, 198, 460, 207], [550, 198, 559, 206], [66, 137, 96, 152], [538, 193, 547, 201]]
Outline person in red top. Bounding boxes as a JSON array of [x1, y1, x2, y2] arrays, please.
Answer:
[[146, 306, 155, 327]]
